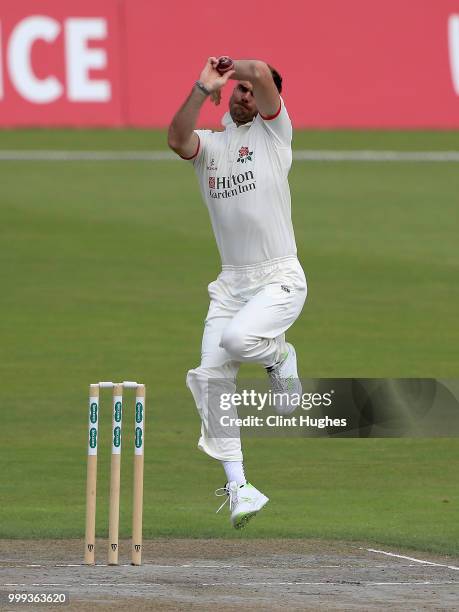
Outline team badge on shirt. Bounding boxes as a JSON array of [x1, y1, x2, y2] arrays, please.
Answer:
[[237, 146, 254, 163]]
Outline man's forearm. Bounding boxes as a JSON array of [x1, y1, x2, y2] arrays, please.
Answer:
[[230, 60, 270, 84], [168, 85, 207, 151]]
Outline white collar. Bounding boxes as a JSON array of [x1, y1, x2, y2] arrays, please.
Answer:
[[221, 112, 254, 130]]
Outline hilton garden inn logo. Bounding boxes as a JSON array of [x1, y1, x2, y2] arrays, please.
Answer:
[[208, 170, 256, 199]]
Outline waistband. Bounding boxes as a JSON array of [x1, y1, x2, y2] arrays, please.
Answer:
[[221, 255, 299, 273]]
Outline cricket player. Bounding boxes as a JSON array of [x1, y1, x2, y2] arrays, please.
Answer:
[[168, 57, 307, 528]]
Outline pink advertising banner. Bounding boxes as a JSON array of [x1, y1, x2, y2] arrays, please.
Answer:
[[0, 0, 123, 126], [1, 0, 458, 128]]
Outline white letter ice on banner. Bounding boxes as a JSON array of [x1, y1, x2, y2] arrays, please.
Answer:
[[65, 18, 111, 102], [449, 15, 459, 95], [8, 16, 63, 103]]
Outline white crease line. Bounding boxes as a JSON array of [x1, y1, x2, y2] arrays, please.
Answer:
[[2, 562, 451, 570], [56, 563, 132, 568], [82, 583, 161, 587], [12, 563, 248, 569], [1, 150, 459, 162], [2, 583, 73, 587], [201, 581, 458, 586], [57, 563, 170, 567], [3, 581, 458, 588], [57, 563, 157, 567], [180, 564, 250, 568], [31, 583, 72, 587], [1, 583, 155, 587], [366, 548, 459, 571]]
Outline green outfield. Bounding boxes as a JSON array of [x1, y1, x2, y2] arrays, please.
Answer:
[[1, 130, 458, 556]]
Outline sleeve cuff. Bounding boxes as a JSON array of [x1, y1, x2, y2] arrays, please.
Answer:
[[260, 101, 282, 121], [179, 135, 200, 160]]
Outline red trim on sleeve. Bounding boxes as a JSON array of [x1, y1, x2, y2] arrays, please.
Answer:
[[260, 101, 282, 121], [179, 135, 200, 160]]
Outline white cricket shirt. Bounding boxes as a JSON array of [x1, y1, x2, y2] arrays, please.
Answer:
[[183, 99, 297, 266]]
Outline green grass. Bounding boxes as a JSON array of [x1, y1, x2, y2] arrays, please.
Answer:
[[0, 130, 458, 556], [2, 127, 459, 150]]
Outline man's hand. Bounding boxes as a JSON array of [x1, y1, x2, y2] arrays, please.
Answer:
[[167, 56, 235, 158], [200, 57, 235, 106]]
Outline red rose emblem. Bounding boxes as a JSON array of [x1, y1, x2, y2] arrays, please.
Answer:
[[237, 146, 253, 163]]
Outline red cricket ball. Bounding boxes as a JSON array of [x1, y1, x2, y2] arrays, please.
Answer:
[[216, 56, 234, 75]]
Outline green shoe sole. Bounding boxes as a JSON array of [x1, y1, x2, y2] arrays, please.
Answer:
[[233, 511, 257, 529]]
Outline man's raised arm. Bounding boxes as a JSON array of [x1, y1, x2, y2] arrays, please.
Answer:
[[168, 58, 235, 159], [229, 60, 280, 118]]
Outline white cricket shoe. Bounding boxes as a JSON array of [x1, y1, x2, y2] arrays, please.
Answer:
[[215, 481, 269, 529], [266, 342, 302, 415]]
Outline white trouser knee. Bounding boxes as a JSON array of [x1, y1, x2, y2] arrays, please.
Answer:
[[186, 366, 243, 462]]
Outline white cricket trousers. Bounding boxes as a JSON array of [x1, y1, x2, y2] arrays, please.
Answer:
[[186, 255, 307, 462]]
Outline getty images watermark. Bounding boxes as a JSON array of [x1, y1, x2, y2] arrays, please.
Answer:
[[206, 379, 459, 438], [218, 388, 346, 430]]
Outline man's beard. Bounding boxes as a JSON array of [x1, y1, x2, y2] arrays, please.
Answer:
[[229, 102, 257, 125]]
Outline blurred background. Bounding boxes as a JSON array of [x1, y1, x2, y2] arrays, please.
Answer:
[[1, 0, 458, 555], [1, 0, 459, 128]]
